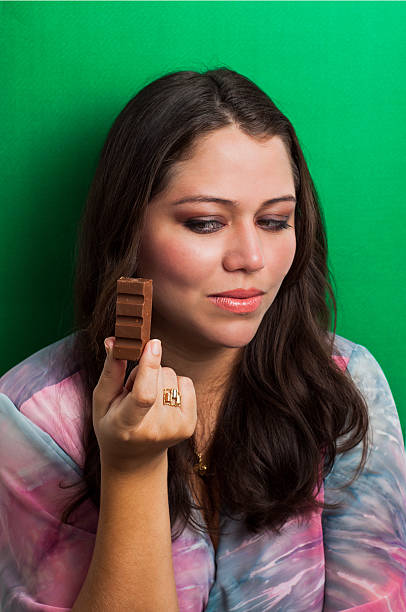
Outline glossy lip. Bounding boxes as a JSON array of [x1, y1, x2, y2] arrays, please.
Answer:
[[209, 287, 265, 298], [208, 294, 263, 313]]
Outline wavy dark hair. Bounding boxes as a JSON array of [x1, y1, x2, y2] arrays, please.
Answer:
[[60, 67, 370, 541]]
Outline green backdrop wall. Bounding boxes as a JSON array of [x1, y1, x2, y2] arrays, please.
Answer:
[[1, 2, 405, 436]]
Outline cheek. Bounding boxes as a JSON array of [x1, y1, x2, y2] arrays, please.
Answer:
[[266, 234, 296, 277], [143, 234, 216, 286]]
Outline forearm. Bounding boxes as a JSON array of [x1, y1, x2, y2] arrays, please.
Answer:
[[71, 453, 179, 612]]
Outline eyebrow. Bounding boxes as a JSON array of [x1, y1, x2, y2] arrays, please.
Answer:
[[170, 194, 296, 208]]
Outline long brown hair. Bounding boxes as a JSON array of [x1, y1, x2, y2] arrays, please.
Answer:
[[60, 67, 370, 540]]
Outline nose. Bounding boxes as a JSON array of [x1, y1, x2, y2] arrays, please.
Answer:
[[222, 220, 265, 272]]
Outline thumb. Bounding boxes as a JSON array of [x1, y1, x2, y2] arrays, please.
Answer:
[[119, 338, 162, 428], [93, 337, 127, 417]]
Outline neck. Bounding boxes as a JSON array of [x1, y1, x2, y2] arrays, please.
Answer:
[[149, 313, 242, 474], [150, 312, 241, 398], [163, 343, 239, 392]]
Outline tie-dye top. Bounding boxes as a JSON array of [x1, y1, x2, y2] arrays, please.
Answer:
[[0, 332, 405, 611]]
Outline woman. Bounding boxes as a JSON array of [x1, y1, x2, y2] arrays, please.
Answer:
[[1, 67, 405, 611]]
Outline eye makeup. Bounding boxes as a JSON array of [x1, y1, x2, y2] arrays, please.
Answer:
[[183, 218, 293, 234]]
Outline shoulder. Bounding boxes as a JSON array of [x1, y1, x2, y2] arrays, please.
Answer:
[[330, 332, 396, 416], [328, 331, 358, 371], [0, 333, 79, 406], [324, 333, 404, 493], [322, 346, 406, 608], [329, 331, 399, 432], [328, 331, 391, 386], [0, 333, 86, 468]]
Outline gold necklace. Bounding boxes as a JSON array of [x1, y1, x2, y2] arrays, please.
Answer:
[[193, 451, 208, 477], [192, 436, 209, 477]]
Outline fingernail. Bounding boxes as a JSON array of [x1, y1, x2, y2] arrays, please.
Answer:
[[151, 339, 161, 356]]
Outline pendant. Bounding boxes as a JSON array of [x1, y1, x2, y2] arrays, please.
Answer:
[[193, 452, 208, 477]]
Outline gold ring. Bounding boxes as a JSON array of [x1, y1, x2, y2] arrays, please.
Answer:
[[162, 388, 182, 407]]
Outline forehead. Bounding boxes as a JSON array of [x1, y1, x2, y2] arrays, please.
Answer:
[[167, 126, 294, 194]]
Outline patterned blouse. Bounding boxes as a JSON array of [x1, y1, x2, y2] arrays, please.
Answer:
[[0, 332, 405, 611]]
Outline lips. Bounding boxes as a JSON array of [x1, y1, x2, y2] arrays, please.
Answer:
[[209, 288, 265, 298], [208, 294, 263, 313]]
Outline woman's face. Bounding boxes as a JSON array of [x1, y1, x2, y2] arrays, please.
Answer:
[[137, 125, 296, 352]]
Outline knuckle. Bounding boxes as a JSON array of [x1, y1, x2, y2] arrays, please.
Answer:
[[135, 394, 155, 409], [116, 428, 132, 443], [102, 363, 114, 378], [184, 421, 196, 436], [180, 378, 196, 398], [162, 366, 177, 376], [145, 427, 160, 444]]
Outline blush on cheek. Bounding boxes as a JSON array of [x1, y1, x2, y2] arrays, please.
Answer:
[[279, 238, 296, 275], [264, 240, 296, 281], [153, 242, 210, 285]]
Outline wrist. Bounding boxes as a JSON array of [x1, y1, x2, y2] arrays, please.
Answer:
[[100, 450, 168, 480]]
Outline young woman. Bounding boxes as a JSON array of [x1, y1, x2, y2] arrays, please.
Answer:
[[1, 67, 405, 611]]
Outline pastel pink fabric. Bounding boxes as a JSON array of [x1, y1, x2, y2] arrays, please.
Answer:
[[0, 333, 405, 611]]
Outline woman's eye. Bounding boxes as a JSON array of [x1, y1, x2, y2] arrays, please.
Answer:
[[183, 218, 292, 234], [183, 219, 223, 233]]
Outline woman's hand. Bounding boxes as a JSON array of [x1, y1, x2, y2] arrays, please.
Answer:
[[92, 337, 197, 474]]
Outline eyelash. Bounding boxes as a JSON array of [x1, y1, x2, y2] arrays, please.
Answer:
[[183, 219, 292, 234]]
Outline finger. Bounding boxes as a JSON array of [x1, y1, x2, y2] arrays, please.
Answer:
[[159, 367, 180, 411], [114, 339, 162, 430], [124, 338, 157, 392], [93, 337, 127, 418], [160, 373, 197, 443], [176, 376, 197, 426], [130, 339, 162, 407], [124, 363, 140, 392]]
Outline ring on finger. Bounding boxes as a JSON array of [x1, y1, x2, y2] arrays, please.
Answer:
[[162, 388, 182, 407]]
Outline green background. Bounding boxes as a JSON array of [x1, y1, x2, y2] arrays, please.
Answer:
[[1, 2, 405, 436]]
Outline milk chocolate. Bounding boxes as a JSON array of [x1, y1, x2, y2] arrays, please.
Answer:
[[112, 277, 153, 361]]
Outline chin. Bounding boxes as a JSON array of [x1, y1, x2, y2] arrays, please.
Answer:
[[207, 330, 258, 349]]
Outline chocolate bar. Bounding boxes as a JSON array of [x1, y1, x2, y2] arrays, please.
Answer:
[[112, 277, 153, 361]]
